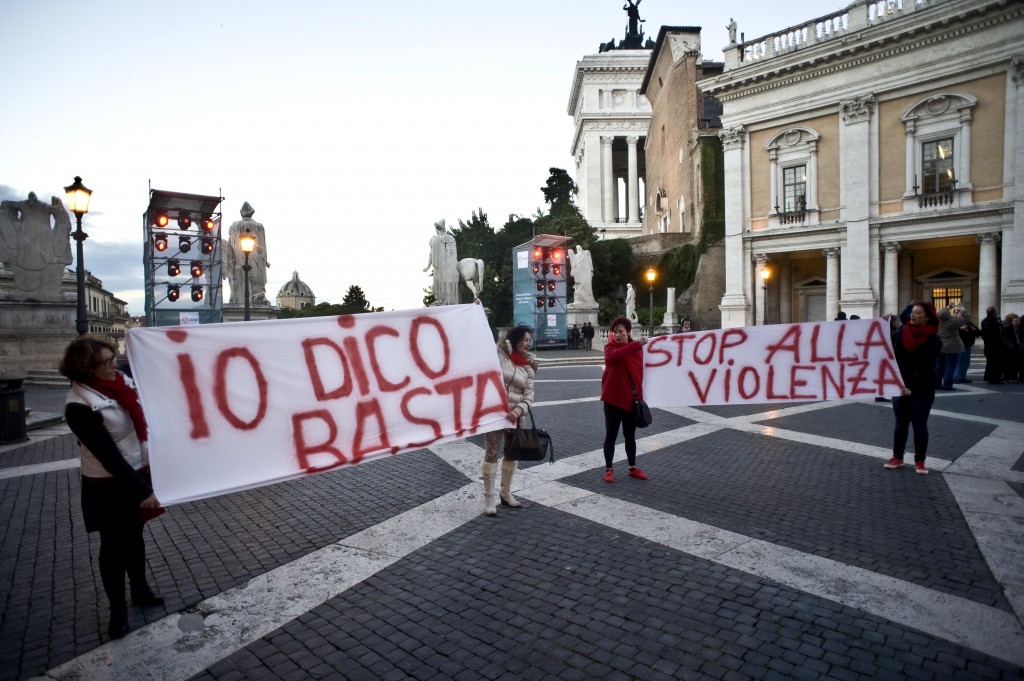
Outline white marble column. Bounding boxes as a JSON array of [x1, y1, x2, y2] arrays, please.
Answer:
[[663, 287, 677, 327], [959, 109, 973, 188], [1003, 57, 1024, 311], [824, 248, 841, 319], [779, 261, 792, 323], [768, 149, 779, 215], [601, 136, 615, 223], [717, 126, 751, 328], [898, 252, 913, 308], [881, 242, 901, 316], [755, 255, 770, 325], [903, 120, 917, 198], [627, 136, 640, 224], [977, 233, 1000, 316], [838, 95, 878, 318]]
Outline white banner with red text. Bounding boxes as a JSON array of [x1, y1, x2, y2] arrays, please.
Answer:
[[126, 305, 508, 505], [643, 319, 905, 407]]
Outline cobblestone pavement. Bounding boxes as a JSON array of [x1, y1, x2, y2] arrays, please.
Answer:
[[2, 365, 1023, 680]]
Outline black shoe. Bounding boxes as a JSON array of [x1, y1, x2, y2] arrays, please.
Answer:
[[874, 396, 889, 402], [108, 607, 129, 640], [131, 584, 165, 608]]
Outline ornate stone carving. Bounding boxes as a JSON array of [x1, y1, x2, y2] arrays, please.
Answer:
[[0, 192, 73, 302], [1013, 56, 1024, 87], [880, 241, 901, 253], [976, 233, 1000, 245], [719, 126, 745, 150], [840, 95, 875, 124]]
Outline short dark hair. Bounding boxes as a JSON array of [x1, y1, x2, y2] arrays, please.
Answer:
[[609, 316, 631, 333], [58, 335, 118, 383], [505, 324, 533, 349]]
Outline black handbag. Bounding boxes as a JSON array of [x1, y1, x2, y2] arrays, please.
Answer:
[[628, 374, 652, 428], [503, 404, 554, 463]]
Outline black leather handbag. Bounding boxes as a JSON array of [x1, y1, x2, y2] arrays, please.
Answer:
[[628, 374, 652, 428], [503, 404, 554, 463]]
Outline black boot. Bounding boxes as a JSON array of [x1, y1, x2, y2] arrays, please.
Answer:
[[131, 582, 164, 607], [108, 605, 129, 640]]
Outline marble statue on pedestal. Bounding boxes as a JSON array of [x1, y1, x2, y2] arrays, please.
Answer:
[[223, 202, 270, 305], [625, 283, 638, 323], [566, 245, 597, 309], [458, 258, 485, 301], [424, 220, 459, 306], [0, 193, 73, 302], [727, 18, 738, 44]]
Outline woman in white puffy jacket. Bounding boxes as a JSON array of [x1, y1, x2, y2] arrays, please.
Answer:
[[481, 325, 537, 516], [59, 335, 163, 640]]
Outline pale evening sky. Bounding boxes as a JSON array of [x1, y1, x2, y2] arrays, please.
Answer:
[[1, 1, 840, 314]]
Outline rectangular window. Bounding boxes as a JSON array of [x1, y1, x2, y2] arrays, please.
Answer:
[[783, 166, 807, 213], [922, 138, 954, 193], [931, 287, 962, 310]]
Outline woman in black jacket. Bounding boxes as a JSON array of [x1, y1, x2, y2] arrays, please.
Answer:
[[59, 335, 163, 639], [885, 302, 941, 475]]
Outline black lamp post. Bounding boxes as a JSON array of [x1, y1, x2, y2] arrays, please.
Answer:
[[240, 227, 256, 321], [760, 268, 771, 325], [646, 267, 656, 337], [64, 177, 93, 335]]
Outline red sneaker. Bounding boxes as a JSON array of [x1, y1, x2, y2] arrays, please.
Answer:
[[883, 457, 905, 469], [603, 468, 614, 483], [628, 467, 648, 480], [915, 461, 929, 475]]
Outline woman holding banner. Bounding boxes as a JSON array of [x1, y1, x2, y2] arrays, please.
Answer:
[[885, 302, 941, 475], [58, 336, 164, 640], [482, 325, 537, 516], [601, 317, 648, 482]]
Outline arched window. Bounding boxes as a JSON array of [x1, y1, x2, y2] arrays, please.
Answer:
[[900, 92, 976, 210]]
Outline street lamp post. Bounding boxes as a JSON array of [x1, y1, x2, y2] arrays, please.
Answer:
[[760, 268, 771, 325], [239, 227, 256, 321], [646, 267, 656, 338], [64, 177, 93, 335]]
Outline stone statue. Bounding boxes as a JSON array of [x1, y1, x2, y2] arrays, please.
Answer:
[[727, 18, 738, 44], [424, 219, 459, 306], [457, 257, 485, 300], [625, 283, 638, 323], [623, 0, 644, 35], [0, 192, 73, 302], [566, 245, 597, 309], [223, 202, 270, 305]]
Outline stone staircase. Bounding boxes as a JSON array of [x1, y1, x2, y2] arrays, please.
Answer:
[[23, 369, 69, 388]]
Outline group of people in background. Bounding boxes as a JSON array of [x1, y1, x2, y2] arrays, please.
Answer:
[[568, 322, 596, 351], [982, 307, 1024, 384]]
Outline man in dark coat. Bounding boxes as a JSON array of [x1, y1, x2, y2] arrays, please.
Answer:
[[980, 307, 1004, 384]]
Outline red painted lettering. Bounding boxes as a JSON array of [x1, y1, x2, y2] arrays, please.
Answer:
[[435, 375, 474, 435], [471, 370, 509, 432], [876, 359, 905, 394], [809, 323, 835, 362], [351, 399, 392, 462], [341, 337, 372, 396], [790, 365, 815, 400], [846, 361, 873, 395], [859, 320, 895, 360], [400, 387, 443, 448], [646, 336, 672, 367], [214, 348, 268, 430], [820, 364, 845, 399], [302, 337, 353, 400], [688, 369, 717, 403], [177, 353, 210, 439], [693, 334, 716, 365], [292, 409, 347, 473], [765, 325, 802, 364], [836, 324, 859, 362], [410, 316, 451, 379], [719, 329, 748, 363], [365, 326, 410, 392], [737, 366, 760, 400], [766, 365, 788, 399]]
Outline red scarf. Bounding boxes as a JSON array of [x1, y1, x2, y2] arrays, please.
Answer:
[[87, 373, 149, 442], [509, 351, 531, 367], [901, 322, 937, 350]]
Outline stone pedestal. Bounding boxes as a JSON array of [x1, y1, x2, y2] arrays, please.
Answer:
[[662, 287, 678, 327], [0, 300, 77, 376], [566, 306, 599, 328], [222, 304, 280, 323]]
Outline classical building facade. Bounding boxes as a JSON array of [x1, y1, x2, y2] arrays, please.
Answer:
[[700, 0, 1024, 327], [568, 47, 652, 238], [276, 270, 315, 310]]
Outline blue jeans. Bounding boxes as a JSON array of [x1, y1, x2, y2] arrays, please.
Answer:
[[954, 349, 972, 382], [937, 352, 958, 389], [892, 392, 935, 462]]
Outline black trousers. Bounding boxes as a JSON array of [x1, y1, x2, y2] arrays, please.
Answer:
[[603, 402, 637, 469], [97, 516, 146, 611], [983, 348, 1003, 383], [892, 391, 935, 462]]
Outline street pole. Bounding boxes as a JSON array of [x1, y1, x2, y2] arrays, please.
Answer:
[[73, 213, 88, 335], [243, 251, 251, 322]]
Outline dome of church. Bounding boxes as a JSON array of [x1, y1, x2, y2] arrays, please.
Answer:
[[278, 271, 314, 298]]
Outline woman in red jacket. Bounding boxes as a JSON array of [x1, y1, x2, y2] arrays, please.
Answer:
[[601, 317, 648, 482]]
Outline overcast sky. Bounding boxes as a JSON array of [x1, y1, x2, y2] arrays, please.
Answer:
[[1, 1, 840, 314]]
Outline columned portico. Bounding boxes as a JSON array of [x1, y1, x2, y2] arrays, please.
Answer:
[[626, 136, 641, 224], [601, 136, 615, 223]]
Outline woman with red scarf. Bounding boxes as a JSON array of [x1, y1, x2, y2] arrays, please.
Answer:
[[600, 317, 648, 482], [885, 303, 941, 474], [481, 325, 537, 516], [58, 335, 163, 640]]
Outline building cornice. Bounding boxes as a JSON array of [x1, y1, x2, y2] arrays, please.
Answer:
[[700, 0, 1018, 102], [567, 51, 652, 116]]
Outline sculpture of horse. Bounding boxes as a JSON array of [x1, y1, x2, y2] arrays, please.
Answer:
[[457, 257, 485, 300]]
